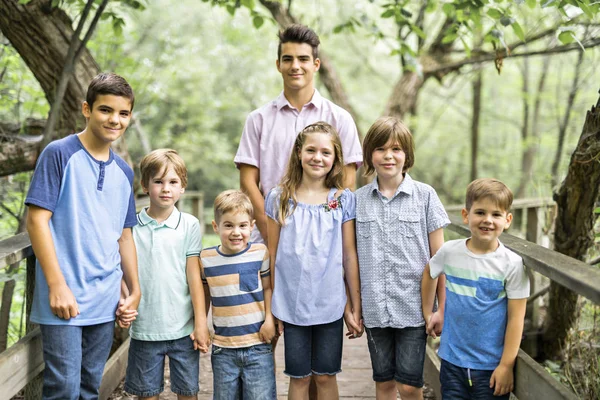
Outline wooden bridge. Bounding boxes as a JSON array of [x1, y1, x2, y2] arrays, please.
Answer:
[[1, 195, 599, 399]]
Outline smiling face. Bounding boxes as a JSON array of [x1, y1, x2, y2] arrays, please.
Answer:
[[276, 42, 320, 94], [371, 139, 406, 182], [213, 211, 254, 255], [462, 197, 512, 253], [81, 94, 132, 146], [144, 166, 184, 215], [298, 132, 336, 182]]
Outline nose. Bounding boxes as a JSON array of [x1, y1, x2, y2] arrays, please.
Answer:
[[383, 149, 392, 159], [291, 58, 300, 69], [108, 112, 119, 125]]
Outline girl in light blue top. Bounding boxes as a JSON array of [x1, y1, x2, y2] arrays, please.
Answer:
[[265, 121, 362, 399]]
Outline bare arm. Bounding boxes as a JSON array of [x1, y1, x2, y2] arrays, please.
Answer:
[[266, 217, 282, 334], [187, 256, 210, 352], [258, 273, 276, 343], [343, 164, 357, 191], [26, 205, 79, 319], [116, 228, 141, 324], [240, 164, 267, 244], [429, 228, 446, 313], [421, 264, 438, 326], [490, 298, 527, 395], [342, 220, 363, 336]]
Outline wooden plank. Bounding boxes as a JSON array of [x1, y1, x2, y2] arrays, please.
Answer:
[[513, 349, 578, 400], [99, 337, 130, 400], [424, 343, 441, 398], [446, 214, 600, 304], [0, 328, 44, 400], [0, 232, 32, 269], [445, 197, 554, 212]]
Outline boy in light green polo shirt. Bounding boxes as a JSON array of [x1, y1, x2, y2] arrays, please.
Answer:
[[123, 149, 210, 400]]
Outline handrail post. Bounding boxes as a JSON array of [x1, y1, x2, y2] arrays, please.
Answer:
[[24, 254, 42, 400]]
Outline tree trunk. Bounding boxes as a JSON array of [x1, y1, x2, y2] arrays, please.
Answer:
[[384, 70, 426, 120], [544, 90, 600, 359], [470, 67, 483, 181]]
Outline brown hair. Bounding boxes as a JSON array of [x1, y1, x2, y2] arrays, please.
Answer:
[[86, 72, 135, 111], [278, 24, 320, 60], [277, 121, 344, 225], [140, 149, 188, 190], [213, 190, 254, 223], [362, 116, 415, 176], [465, 178, 513, 212]]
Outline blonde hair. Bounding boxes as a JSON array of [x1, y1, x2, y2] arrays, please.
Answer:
[[465, 178, 513, 212], [362, 116, 415, 176], [140, 149, 187, 189], [277, 121, 344, 225], [213, 190, 254, 223]]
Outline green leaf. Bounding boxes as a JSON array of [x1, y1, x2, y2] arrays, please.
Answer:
[[460, 36, 471, 58], [593, 207, 600, 214], [18, 0, 32, 3], [442, 3, 455, 14], [442, 33, 458, 43], [558, 30, 575, 43], [577, 1, 594, 18], [252, 15, 264, 29], [333, 24, 344, 34], [512, 21, 525, 41], [226, 4, 236, 15], [400, 8, 413, 18], [381, 9, 395, 18], [526, 0, 537, 8], [500, 16, 515, 26], [240, 0, 255, 9], [541, 0, 556, 7], [411, 24, 426, 39], [487, 8, 503, 18]]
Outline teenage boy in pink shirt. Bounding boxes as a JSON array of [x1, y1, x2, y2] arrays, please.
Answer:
[[234, 24, 362, 246]]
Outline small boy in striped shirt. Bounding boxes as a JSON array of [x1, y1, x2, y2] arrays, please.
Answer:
[[201, 190, 276, 399]]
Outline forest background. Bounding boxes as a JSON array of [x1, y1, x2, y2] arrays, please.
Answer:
[[0, 0, 599, 397]]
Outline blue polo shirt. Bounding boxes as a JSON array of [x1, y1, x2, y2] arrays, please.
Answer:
[[25, 134, 137, 326]]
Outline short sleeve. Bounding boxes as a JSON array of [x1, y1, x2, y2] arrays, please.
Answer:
[[115, 157, 137, 229], [264, 188, 281, 222], [337, 111, 363, 167], [426, 187, 450, 234], [25, 142, 66, 212], [428, 242, 447, 279], [505, 257, 530, 299], [260, 248, 270, 277], [340, 189, 356, 223], [185, 217, 202, 257], [234, 112, 261, 169]]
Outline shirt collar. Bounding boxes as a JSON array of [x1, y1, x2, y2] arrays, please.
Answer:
[[137, 207, 181, 229], [275, 89, 323, 111], [370, 173, 415, 198]]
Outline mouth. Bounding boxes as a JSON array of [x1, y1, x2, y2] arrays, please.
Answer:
[[229, 239, 243, 245], [479, 227, 493, 232]]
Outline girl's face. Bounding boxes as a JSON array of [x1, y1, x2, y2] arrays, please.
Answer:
[[298, 132, 336, 182], [371, 139, 406, 180]]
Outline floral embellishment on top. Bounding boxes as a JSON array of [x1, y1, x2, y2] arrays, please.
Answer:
[[323, 198, 341, 212]]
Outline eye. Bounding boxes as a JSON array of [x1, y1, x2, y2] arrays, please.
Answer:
[[120, 111, 130, 117], [170, 180, 179, 185], [475, 211, 484, 215], [393, 147, 402, 151], [153, 180, 162, 184]]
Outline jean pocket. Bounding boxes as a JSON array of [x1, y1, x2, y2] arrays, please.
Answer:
[[239, 269, 259, 292], [252, 343, 273, 355], [212, 346, 223, 355], [475, 278, 504, 301]]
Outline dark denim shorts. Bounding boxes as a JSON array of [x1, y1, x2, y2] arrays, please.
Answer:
[[282, 317, 344, 378], [440, 359, 510, 400], [365, 326, 427, 387], [124, 336, 199, 397]]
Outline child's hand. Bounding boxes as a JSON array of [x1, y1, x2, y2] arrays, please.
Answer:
[[276, 319, 284, 336], [426, 311, 443, 339], [48, 283, 80, 319], [343, 307, 363, 339], [259, 317, 276, 344], [116, 307, 138, 328], [490, 363, 514, 396], [115, 293, 141, 327], [190, 324, 211, 353]]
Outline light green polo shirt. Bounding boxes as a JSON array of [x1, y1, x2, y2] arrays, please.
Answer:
[[130, 207, 202, 341]]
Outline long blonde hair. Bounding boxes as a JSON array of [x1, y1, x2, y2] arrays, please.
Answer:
[[277, 121, 345, 225]]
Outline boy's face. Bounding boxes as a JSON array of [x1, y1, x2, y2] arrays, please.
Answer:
[[143, 166, 184, 214], [212, 211, 254, 255], [82, 94, 132, 145], [462, 197, 512, 250], [276, 42, 320, 93], [371, 139, 406, 180]]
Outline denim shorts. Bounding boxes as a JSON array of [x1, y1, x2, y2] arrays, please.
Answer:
[[440, 359, 510, 400], [282, 317, 343, 378], [124, 336, 199, 397], [211, 343, 276, 399], [365, 326, 427, 387]]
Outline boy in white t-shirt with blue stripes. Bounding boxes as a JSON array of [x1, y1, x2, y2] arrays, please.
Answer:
[[422, 178, 530, 399]]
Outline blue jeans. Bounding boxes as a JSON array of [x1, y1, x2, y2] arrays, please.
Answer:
[[365, 326, 427, 388], [40, 321, 115, 400], [440, 359, 510, 400], [211, 343, 276, 400], [124, 336, 200, 397]]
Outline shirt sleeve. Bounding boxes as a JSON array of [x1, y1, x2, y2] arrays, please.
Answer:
[[426, 187, 451, 234], [505, 256, 530, 299], [337, 111, 363, 168], [260, 247, 270, 277], [341, 189, 356, 223], [428, 242, 447, 279], [264, 188, 280, 221], [186, 216, 202, 257], [25, 142, 65, 212], [234, 112, 261, 169]]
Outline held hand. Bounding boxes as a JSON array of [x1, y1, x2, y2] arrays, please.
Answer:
[[426, 311, 444, 339], [343, 307, 362, 339], [276, 319, 284, 336], [490, 363, 514, 396], [116, 306, 138, 328], [48, 283, 79, 319], [115, 293, 141, 326], [259, 318, 276, 344], [190, 324, 211, 353]]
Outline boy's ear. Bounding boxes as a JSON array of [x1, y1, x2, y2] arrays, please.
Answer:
[[314, 57, 321, 71], [250, 219, 256, 229], [276, 59, 281, 73], [504, 212, 513, 230], [82, 101, 91, 119], [461, 208, 469, 225], [212, 220, 218, 233], [181, 187, 185, 194]]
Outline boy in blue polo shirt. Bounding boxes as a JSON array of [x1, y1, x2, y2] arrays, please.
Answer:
[[25, 72, 141, 399], [124, 149, 211, 400], [422, 178, 530, 399]]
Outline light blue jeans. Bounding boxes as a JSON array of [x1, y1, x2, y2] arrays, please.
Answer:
[[211, 343, 276, 400], [40, 321, 115, 400]]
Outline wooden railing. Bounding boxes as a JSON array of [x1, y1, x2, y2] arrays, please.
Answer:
[[0, 192, 204, 400], [424, 200, 600, 400]]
